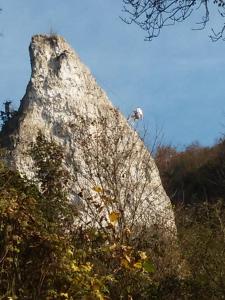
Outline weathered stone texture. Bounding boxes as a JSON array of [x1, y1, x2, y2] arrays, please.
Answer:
[[0, 35, 176, 234]]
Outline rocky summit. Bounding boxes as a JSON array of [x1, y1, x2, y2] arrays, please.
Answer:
[[0, 34, 176, 235]]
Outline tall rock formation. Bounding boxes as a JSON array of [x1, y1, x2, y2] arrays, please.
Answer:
[[0, 35, 176, 237]]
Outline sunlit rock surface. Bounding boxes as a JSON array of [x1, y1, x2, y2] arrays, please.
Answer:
[[0, 35, 177, 235]]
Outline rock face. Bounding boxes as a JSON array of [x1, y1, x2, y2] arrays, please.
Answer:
[[0, 35, 176, 235]]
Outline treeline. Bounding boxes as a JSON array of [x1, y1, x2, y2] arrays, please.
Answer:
[[155, 137, 225, 204], [154, 137, 225, 299]]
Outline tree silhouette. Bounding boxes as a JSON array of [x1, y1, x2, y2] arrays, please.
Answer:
[[121, 0, 225, 41]]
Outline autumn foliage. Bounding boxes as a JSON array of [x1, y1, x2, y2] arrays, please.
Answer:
[[0, 134, 157, 299], [155, 138, 225, 204], [1, 133, 225, 299]]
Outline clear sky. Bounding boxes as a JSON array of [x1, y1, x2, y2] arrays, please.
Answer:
[[0, 0, 225, 148]]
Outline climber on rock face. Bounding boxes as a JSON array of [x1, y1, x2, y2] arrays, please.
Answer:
[[133, 107, 143, 120], [128, 107, 144, 122]]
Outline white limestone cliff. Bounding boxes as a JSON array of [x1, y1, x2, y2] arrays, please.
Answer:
[[0, 35, 177, 235]]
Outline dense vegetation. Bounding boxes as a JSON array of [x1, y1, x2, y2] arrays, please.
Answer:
[[155, 137, 225, 204], [155, 138, 225, 298], [0, 133, 225, 299]]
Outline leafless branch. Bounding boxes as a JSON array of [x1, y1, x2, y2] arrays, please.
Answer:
[[121, 0, 225, 41]]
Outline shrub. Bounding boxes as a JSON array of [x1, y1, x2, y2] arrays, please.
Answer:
[[0, 132, 157, 299]]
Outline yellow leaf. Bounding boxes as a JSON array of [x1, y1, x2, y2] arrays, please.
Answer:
[[93, 186, 103, 193], [109, 243, 117, 251], [81, 262, 93, 272], [109, 211, 120, 225], [71, 262, 79, 272], [95, 289, 106, 300], [133, 261, 142, 269], [124, 253, 131, 263], [138, 251, 147, 260], [67, 249, 73, 257], [121, 258, 130, 269], [121, 245, 132, 251]]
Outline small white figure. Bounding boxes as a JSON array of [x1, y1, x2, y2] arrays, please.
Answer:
[[128, 107, 144, 122], [133, 107, 143, 120]]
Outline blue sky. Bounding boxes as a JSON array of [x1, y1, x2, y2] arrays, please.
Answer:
[[0, 0, 225, 148]]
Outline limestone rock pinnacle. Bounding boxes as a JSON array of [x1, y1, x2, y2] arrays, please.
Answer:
[[0, 34, 177, 236]]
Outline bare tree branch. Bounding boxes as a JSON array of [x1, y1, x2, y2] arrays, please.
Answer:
[[121, 0, 225, 41]]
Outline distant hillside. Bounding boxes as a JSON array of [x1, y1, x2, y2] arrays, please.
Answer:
[[155, 137, 225, 204]]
